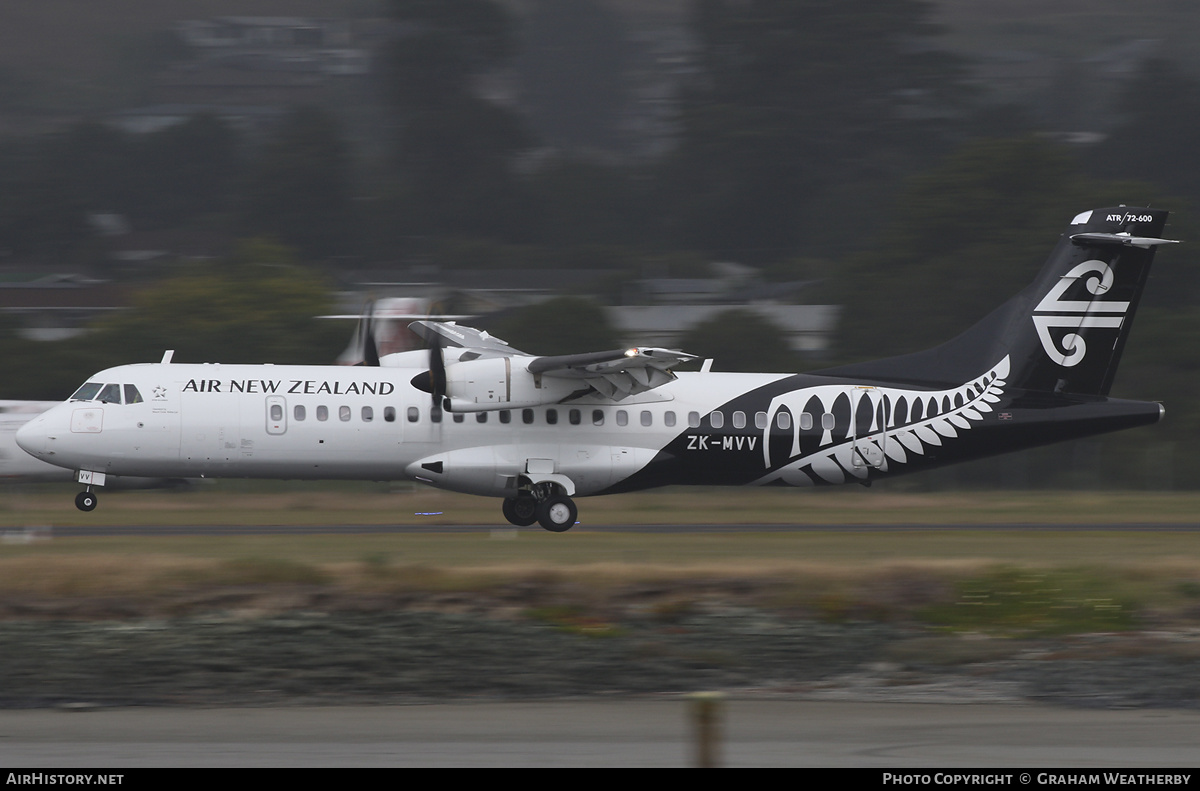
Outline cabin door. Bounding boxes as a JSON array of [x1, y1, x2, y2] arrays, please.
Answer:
[[850, 387, 887, 469]]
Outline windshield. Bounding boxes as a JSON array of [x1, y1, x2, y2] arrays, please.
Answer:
[[70, 382, 138, 404], [70, 383, 103, 401], [96, 384, 121, 403]]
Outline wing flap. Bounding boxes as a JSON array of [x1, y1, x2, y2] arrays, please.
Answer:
[[536, 347, 697, 400]]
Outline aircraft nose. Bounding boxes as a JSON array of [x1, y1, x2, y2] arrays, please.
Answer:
[[15, 415, 47, 457]]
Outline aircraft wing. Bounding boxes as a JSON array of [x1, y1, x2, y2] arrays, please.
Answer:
[[409, 320, 523, 355], [410, 320, 695, 400], [530, 347, 698, 399]]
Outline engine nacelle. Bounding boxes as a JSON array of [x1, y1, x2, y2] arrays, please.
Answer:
[[443, 356, 578, 412]]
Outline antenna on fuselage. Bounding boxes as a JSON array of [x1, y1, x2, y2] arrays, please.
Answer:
[[161, 350, 174, 364]]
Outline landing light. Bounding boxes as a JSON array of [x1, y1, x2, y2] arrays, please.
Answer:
[[625, 348, 639, 357]]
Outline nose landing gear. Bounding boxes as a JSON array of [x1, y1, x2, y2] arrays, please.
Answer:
[[74, 490, 98, 512]]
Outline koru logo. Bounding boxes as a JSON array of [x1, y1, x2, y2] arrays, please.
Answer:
[[1032, 260, 1128, 367]]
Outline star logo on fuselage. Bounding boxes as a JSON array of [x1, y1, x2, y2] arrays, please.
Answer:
[[153, 386, 167, 400]]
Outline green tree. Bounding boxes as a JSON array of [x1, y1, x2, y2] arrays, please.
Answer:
[[663, 0, 969, 262], [833, 138, 1139, 361], [135, 114, 241, 227], [517, 0, 628, 153], [527, 158, 650, 248], [241, 107, 353, 260], [1089, 58, 1200, 206], [384, 0, 535, 241], [679, 309, 799, 372], [88, 240, 345, 366], [486, 296, 620, 355], [0, 242, 348, 399], [828, 136, 1200, 489]]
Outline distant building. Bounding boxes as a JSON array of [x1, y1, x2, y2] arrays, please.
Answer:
[[174, 17, 372, 76], [0, 274, 131, 342], [607, 305, 839, 356]]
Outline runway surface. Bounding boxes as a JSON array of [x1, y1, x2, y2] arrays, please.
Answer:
[[9, 522, 1200, 537], [1, 700, 1199, 767]]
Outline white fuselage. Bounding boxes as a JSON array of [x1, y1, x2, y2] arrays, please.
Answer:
[[0, 401, 73, 482], [16, 362, 786, 497]]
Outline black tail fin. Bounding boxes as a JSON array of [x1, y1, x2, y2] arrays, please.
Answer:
[[815, 207, 1177, 395]]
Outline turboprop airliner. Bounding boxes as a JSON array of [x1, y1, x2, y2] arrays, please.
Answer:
[[15, 207, 1177, 530]]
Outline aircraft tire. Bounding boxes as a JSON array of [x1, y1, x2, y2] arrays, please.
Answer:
[[75, 491, 97, 512], [502, 496, 538, 527], [537, 495, 577, 532]]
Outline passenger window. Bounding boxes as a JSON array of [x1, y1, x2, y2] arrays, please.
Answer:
[[98, 384, 122, 404], [476, 412, 488, 423], [779, 412, 793, 430], [339, 406, 351, 422], [616, 410, 628, 427], [688, 411, 701, 428], [569, 409, 581, 425], [710, 411, 724, 429], [546, 409, 558, 425], [270, 404, 283, 421], [317, 405, 329, 422], [407, 407, 419, 423], [821, 412, 835, 431], [664, 411, 676, 428], [71, 383, 103, 401], [362, 406, 373, 422], [732, 411, 746, 429], [499, 410, 511, 424], [384, 407, 395, 423], [124, 385, 144, 404], [799, 413, 812, 431], [431, 407, 443, 423], [294, 405, 306, 421], [640, 410, 652, 427], [755, 412, 768, 429], [522, 409, 534, 425], [453, 413, 465, 423], [592, 409, 604, 426]]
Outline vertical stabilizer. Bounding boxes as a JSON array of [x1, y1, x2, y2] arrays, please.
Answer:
[[814, 207, 1177, 395]]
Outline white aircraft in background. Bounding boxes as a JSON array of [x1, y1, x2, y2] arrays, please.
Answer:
[[15, 207, 1176, 530], [325, 296, 472, 365]]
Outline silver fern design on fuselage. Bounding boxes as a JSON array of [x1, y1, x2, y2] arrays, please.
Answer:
[[753, 356, 1010, 486]]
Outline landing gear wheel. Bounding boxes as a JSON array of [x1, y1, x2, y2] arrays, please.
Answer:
[[502, 496, 538, 527], [75, 491, 97, 512], [536, 495, 577, 533]]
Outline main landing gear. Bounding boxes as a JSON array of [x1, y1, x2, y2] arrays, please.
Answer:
[[75, 490, 98, 512], [502, 486, 578, 532]]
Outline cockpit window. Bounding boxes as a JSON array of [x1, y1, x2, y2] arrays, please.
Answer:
[[124, 385, 144, 404], [97, 384, 122, 404], [71, 383, 103, 401]]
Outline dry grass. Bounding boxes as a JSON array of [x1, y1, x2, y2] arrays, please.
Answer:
[[2, 485, 1199, 527], [2, 486, 1200, 631]]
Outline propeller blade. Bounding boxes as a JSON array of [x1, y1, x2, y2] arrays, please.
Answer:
[[361, 301, 380, 367], [429, 331, 447, 406]]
